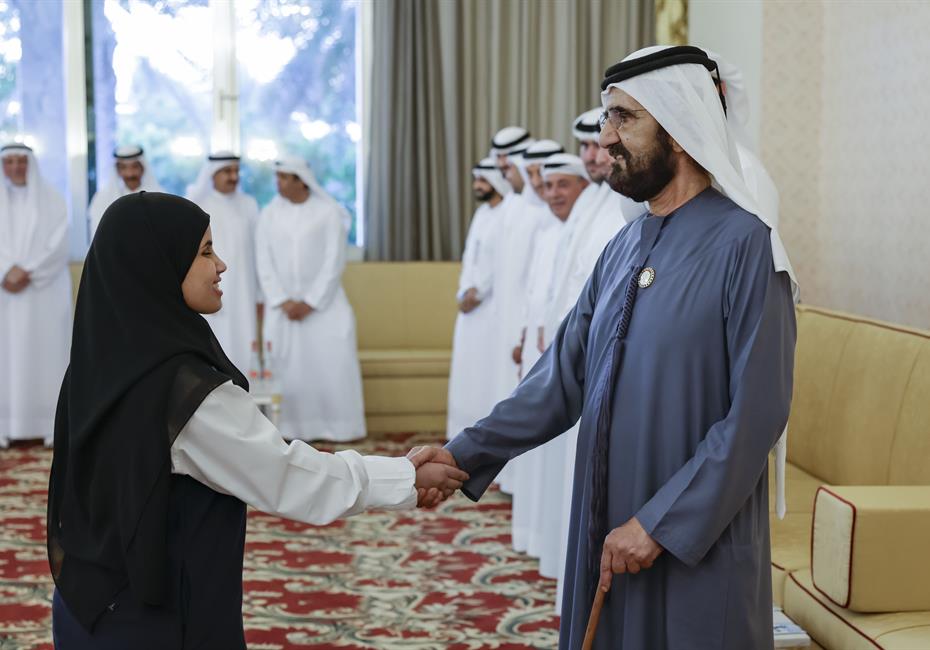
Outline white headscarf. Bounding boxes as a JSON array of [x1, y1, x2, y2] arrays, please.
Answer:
[[491, 126, 531, 156], [540, 153, 590, 182], [506, 138, 534, 163], [0, 144, 67, 265], [703, 49, 781, 231], [273, 156, 351, 228], [105, 145, 162, 194], [185, 152, 240, 205], [472, 157, 510, 198], [602, 46, 795, 518], [701, 50, 752, 150], [572, 108, 602, 143], [601, 45, 797, 299], [517, 140, 564, 207]]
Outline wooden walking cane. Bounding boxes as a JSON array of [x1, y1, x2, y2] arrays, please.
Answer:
[[581, 587, 606, 650]]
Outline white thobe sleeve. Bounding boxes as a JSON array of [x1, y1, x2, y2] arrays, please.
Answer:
[[254, 212, 290, 308], [23, 216, 69, 289], [303, 209, 347, 310], [472, 223, 496, 301], [170, 381, 417, 524], [456, 214, 483, 300]]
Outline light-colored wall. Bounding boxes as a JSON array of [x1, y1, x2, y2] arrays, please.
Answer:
[[689, 0, 764, 148], [692, 1, 930, 329], [762, 1, 930, 329]]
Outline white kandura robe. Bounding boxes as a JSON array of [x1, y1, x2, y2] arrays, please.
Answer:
[[491, 192, 545, 399], [192, 189, 261, 375], [0, 182, 71, 446], [446, 201, 504, 441], [492, 192, 545, 493], [509, 212, 566, 569], [255, 194, 366, 442]]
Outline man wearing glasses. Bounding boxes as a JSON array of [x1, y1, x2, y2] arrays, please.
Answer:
[[437, 46, 799, 648]]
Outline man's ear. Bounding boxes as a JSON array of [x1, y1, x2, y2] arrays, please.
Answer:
[[669, 136, 685, 154]]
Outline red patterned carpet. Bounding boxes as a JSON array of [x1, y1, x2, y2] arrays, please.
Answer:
[[0, 433, 559, 649]]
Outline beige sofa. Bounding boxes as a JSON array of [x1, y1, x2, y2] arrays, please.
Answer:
[[342, 261, 460, 433], [769, 305, 930, 649]]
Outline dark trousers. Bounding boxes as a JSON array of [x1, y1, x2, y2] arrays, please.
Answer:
[[52, 588, 182, 649], [52, 587, 245, 650]]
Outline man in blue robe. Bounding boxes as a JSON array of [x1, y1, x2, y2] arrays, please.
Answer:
[[435, 45, 800, 648]]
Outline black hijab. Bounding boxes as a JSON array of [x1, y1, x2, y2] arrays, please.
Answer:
[[47, 192, 248, 629]]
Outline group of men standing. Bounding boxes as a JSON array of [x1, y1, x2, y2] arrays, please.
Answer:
[[1, 143, 366, 446], [446, 110, 647, 604]]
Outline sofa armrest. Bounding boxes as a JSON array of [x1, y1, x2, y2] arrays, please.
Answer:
[[812, 485, 930, 612]]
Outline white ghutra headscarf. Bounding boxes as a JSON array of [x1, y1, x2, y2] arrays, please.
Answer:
[[185, 152, 241, 205], [273, 156, 351, 229]]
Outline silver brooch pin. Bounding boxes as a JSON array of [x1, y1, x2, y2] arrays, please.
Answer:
[[638, 267, 656, 289]]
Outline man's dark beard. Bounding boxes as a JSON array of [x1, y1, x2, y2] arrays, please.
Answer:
[[474, 189, 497, 202], [605, 128, 675, 202]]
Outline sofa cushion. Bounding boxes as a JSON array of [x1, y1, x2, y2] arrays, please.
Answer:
[[789, 307, 929, 486], [821, 324, 924, 485], [358, 349, 451, 378], [361, 376, 448, 415], [785, 569, 930, 650], [812, 486, 930, 613], [771, 512, 813, 607], [787, 308, 856, 478], [343, 262, 460, 350], [888, 346, 930, 485]]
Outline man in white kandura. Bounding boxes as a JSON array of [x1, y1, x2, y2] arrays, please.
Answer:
[[185, 152, 261, 374], [88, 145, 164, 238], [446, 158, 509, 441], [488, 126, 538, 493], [510, 138, 565, 379], [255, 157, 366, 442], [0, 143, 71, 447], [490, 126, 541, 402], [514, 153, 594, 579], [506, 138, 567, 553]]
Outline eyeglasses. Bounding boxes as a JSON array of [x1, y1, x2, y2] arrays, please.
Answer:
[[598, 107, 650, 132]]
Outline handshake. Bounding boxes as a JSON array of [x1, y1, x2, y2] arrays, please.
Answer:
[[406, 446, 469, 508]]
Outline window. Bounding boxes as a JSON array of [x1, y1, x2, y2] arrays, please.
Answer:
[[87, 0, 361, 244], [0, 0, 69, 203], [236, 0, 360, 243], [91, 0, 213, 197]]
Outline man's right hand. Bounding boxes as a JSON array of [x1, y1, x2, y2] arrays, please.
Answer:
[[458, 288, 481, 313], [414, 462, 469, 507], [281, 300, 314, 321], [2, 266, 30, 293], [406, 446, 468, 507]]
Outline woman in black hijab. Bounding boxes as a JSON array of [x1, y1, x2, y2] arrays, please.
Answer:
[[48, 193, 465, 648]]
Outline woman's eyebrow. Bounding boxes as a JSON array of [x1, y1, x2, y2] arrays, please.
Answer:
[[202, 240, 213, 249]]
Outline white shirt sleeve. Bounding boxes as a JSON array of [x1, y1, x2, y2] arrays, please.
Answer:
[[170, 381, 417, 524]]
